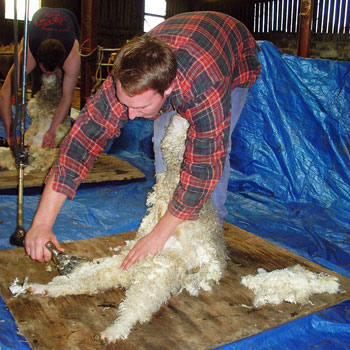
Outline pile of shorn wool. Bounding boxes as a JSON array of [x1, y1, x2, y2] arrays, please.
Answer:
[[241, 264, 340, 307]]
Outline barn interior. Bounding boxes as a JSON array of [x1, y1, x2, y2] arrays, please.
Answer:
[[0, 0, 349, 349]]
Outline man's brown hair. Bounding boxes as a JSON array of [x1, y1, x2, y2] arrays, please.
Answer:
[[36, 39, 66, 72], [112, 35, 177, 96]]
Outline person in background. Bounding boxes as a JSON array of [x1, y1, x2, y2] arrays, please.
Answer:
[[24, 11, 261, 269], [0, 7, 80, 149]]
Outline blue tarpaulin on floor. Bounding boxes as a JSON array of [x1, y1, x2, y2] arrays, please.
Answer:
[[0, 41, 349, 349]]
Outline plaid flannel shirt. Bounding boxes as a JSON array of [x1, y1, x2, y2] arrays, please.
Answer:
[[51, 11, 261, 220]]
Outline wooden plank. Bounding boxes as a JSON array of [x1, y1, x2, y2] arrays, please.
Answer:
[[329, 0, 336, 34], [80, 0, 99, 109], [317, 0, 325, 33], [292, 0, 299, 33], [338, 0, 347, 34], [0, 222, 349, 350], [275, 0, 281, 31], [0, 153, 145, 189]]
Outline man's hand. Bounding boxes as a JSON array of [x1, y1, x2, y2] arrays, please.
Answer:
[[121, 231, 168, 270], [25, 223, 64, 262], [42, 129, 56, 148], [121, 210, 184, 270]]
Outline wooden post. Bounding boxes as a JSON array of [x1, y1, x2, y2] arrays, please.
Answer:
[[80, 0, 98, 109], [296, 0, 314, 58]]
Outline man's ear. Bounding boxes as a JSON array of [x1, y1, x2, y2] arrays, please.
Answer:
[[164, 80, 175, 97]]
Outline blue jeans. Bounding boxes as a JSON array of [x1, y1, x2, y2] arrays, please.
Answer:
[[153, 87, 248, 220]]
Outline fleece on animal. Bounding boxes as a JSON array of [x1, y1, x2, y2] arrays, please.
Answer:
[[0, 73, 70, 173], [19, 114, 228, 343]]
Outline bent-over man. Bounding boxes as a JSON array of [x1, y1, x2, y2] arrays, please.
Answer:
[[25, 11, 261, 269], [0, 7, 80, 148]]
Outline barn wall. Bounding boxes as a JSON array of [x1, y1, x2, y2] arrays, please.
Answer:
[[1, 0, 349, 80], [97, 0, 144, 48], [167, 0, 350, 61]]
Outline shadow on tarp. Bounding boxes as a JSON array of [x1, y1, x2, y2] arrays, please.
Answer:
[[0, 41, 349, 349]]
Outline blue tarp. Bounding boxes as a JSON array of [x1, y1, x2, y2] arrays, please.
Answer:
[[0, 41, 349, 349], [225, 41, 350, 278]]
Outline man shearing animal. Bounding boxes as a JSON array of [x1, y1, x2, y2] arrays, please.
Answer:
[[24, 11, 261, 269], [0, 7, 80, 149]]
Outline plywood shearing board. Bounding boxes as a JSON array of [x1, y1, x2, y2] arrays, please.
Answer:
[[0, 153, 145, 189], [0, 222, 349, 350]]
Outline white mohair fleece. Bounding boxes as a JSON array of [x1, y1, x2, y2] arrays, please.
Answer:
[[12, 114, 228, 343], [9, 277, 29, 298], [241, 264, 340, 307], [0, 74, 70, 174]]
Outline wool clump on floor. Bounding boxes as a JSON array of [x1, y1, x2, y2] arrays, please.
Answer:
[[241, 264, 340, 307], [0, 74, 70, 173], [11, 114, 228, 343]]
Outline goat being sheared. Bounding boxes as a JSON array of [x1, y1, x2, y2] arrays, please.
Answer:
[[13, 114, 227, 343]]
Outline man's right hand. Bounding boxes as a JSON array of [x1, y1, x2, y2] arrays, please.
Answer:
[[25, 223, 64, 262]]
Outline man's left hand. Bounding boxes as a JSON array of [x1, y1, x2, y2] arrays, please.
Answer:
[[121, 210, 184, 270], [121, 232, 167, 270], [42, 130, 56, 148]]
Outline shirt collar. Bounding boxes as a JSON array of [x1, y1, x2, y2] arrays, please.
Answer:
[[159, 97, 174, 114]]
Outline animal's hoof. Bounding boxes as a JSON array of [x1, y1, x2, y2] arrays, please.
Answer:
[[100, 327, 128, 344], [28, 285, 49, 296], [93, 334, 103, 344], [99, 332, 112, 344]]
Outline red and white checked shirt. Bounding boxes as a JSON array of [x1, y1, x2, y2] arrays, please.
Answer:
[[51, 11, 261, 220]]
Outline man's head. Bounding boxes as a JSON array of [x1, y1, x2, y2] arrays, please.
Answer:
[[112, 35, 177, 97], [36, 39, 66, 75], [113, 35, 177, 120]]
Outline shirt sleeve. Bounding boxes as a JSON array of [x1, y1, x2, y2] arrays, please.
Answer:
[[168, 78, 232, 220], [50, 75, 128, 199], [233, 44, 261, 89]]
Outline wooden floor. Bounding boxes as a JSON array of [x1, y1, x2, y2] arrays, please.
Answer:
[[0, 153, 145, 190], [0, 222, 349, 350]]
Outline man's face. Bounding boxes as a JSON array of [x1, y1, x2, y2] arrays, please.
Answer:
[[116, 80, 173, 120]]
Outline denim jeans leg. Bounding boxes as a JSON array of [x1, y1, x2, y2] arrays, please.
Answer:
[[152, 87, 248, 221], [210, 87, 249, 220], [153, 110, 177, 174]]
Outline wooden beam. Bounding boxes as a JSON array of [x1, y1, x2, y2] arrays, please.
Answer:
[[296, 0, 314, 57], [80, 0, 99, 109]]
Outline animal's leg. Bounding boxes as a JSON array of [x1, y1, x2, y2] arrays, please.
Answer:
[[29, 253, 131, 297], [100, 256, 186, 343]]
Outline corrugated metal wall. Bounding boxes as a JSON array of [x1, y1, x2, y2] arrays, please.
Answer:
[[252, 0, 349, 35]]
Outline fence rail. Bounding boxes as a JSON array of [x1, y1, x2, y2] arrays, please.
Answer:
[[253, 0, 350, 34]]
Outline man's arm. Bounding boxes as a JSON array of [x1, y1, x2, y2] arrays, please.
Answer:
[[121, 81, 232, 269], [42, 40, 81, 148], [0, 39, 36, 148], [25, 173, 67, 262], [26, 75, 126, 262], [0, 64, 14, 146]]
